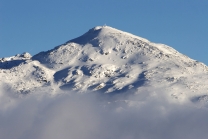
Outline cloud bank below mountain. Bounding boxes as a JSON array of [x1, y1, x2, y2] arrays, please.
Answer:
[[1, 89, 208, 139]]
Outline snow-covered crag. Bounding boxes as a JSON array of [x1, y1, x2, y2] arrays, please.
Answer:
[[1, 26, 208, 103]]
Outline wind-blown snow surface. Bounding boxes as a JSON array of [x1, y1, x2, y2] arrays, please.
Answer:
[[1, 26, 208, 139]]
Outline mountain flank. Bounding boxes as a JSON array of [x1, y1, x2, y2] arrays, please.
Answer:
[[0, 26, 208, 104]]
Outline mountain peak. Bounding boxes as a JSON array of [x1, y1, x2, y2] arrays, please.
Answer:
[[90, 25, 118, 31], [92, 25, 105, 30], [1, 26, 208, 103], [69, 25, 149, 45], [31, 26, 208, 74]]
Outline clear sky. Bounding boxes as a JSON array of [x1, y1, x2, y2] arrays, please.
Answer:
[[1, 0, 208, 65]]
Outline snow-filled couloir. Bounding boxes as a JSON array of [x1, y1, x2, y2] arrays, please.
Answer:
[[1, 26, 208, 104]]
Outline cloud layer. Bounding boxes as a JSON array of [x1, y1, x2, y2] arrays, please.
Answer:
[[1, 90, 208, 139]]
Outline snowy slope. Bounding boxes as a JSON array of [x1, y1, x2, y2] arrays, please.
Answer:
[[1, 26, 208, 104], [2, 26, 208, 139]]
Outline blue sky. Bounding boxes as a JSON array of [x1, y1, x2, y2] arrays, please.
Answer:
[[1, 0, 208, 65]]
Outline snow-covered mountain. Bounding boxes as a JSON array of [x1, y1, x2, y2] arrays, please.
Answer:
[[2, 26, 208, 139], [1, 26, 208, 103]]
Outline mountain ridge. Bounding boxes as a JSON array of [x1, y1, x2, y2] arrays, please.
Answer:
[[0, 26, 208, 104]]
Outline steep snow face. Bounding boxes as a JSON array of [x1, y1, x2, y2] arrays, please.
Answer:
[[1, 26, 208, 103]]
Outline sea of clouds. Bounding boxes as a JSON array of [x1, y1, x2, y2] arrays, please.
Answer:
[[0, 88, 208, 139]]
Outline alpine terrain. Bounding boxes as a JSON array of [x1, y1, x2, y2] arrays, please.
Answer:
[[1, 26, 208, 139], [1, 26, 208, 103]]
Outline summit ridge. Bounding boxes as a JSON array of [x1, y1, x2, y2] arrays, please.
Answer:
[[0, 26, 208, 104]]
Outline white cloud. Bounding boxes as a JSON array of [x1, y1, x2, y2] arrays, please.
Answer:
[[0, 89, 208, 139]]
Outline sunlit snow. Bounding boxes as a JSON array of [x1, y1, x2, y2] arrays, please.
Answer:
[[0, 26, 208, 139]]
